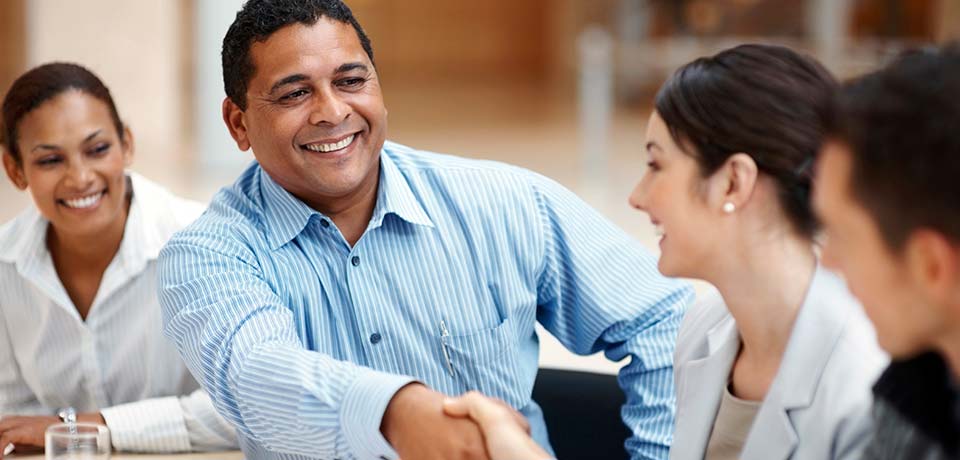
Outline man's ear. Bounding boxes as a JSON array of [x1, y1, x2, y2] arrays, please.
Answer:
[[904, 229, 960, 309], [2, 150, 27, 190], [709, 152, 758, 213], [222, 97, 251, 152], [120, 125, 135, 167]]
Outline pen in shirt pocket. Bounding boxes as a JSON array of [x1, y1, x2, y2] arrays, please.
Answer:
[[439, 319, 455, 377]]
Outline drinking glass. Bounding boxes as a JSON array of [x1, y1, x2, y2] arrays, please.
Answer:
[[44, 423, 110, 460]]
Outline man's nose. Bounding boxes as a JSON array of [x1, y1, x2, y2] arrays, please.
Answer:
[[308, 88, 350, 126]]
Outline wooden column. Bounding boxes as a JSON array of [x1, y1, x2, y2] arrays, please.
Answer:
[[0, 0, 27, 96], [935, 0, 960, 42]]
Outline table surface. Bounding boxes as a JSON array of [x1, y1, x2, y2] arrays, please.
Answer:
[[12, 451, 244, 459]]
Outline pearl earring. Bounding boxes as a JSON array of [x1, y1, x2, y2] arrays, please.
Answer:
[[722, 202, 736, 214]]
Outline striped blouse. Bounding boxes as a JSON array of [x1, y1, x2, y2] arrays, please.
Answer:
[[158, 142, 693, 460], [0, 173, 237, 452]]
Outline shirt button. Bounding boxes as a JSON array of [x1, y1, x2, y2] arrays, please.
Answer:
[[320, 219, 330, 228], [351, 256, 360, 266], [370, 332, 382, 344]]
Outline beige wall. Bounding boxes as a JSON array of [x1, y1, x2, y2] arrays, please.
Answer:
[[25, 0, 187, 179]]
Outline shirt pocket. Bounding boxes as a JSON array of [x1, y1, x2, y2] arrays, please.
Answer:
[[441, 316, 528, 409]]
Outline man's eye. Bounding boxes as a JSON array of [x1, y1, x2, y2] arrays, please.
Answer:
[[646, 161, 660, 171], [279, 89, 309, 101], [338, 78, 366, 88]]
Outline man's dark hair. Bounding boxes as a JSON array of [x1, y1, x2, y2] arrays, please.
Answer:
[[1, 62, 124, 165], [655, 44, 837, 238], [222, 0, 374, 111], [823, 44, 960, 250]]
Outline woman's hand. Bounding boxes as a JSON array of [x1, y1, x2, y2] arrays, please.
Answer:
[[0, 412, 105, 458], [443, 392, 552, 460], [0, 415, 58, 457]]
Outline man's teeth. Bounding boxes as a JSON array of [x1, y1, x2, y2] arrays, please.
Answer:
[[304, 135, 355, 153], [63, 192, 104, 209], [654, 225, 665, 237]]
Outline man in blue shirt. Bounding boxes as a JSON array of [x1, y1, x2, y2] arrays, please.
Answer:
[[157, 1, 692, 459]]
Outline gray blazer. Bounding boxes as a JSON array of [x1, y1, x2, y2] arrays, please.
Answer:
[[670, 267, 888, 460]]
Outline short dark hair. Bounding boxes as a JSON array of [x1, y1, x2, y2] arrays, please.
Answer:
[[1, 62, 124, 166], [655, 44, 837, 238], [222, 0, 375, 111], [824, 44, 960, 250]]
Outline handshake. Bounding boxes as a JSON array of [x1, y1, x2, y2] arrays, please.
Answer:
[[382, 383, 552, 460]]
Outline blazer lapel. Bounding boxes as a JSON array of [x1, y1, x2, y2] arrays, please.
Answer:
[[740, 266, 851, 460], [740, 397, 799, 459], [671, 315, 740, 460]]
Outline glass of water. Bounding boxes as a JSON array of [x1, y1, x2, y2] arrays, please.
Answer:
[[45, 423, 110, 460]]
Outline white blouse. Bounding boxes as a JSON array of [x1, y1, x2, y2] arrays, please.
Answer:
[[0, 173, 237, 453]]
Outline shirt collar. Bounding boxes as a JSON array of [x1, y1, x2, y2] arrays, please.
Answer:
[[0, 172, 162, 267], [123, 172, 173, 262], [370, 147, 434, 230], [260, 146, 434, 250], [260, 168, 322, 251], [0, 205, 46, 267], [0, 173, 163, 314]]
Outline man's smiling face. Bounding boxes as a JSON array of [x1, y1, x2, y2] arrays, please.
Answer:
[[225, 17, 387, 212]]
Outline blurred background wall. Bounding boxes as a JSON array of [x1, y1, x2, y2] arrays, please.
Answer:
[[1, 0, 958, 372]]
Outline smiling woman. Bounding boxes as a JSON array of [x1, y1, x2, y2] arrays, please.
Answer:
[[631, 44, 887, 460], [0, 63, 237, 456], [5, 88, 132, 308]]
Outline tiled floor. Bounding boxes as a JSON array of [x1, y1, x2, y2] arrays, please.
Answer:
[[0, 82, 713, 374]]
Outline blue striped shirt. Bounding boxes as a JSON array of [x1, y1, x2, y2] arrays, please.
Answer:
[[158, 141, 693, 460]]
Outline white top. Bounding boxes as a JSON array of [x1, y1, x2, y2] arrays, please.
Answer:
[[0, 173, 237, 453], [704, 385, 761, 460], [671, 266, 888, 460]]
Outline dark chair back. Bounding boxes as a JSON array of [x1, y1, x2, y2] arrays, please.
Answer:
[[532, 368, 632, 460]]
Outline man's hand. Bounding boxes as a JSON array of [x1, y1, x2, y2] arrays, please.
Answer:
[[382, 383, 490, 460], [0, 412, 105, 458], [443, 391, 551, 460]]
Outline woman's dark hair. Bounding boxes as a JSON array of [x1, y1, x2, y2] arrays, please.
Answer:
[[1, 62, 124, 166], [655, 44, 837, 238]]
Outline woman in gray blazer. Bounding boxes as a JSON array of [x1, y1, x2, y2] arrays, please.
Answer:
[[634, 44, 888, 460]]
